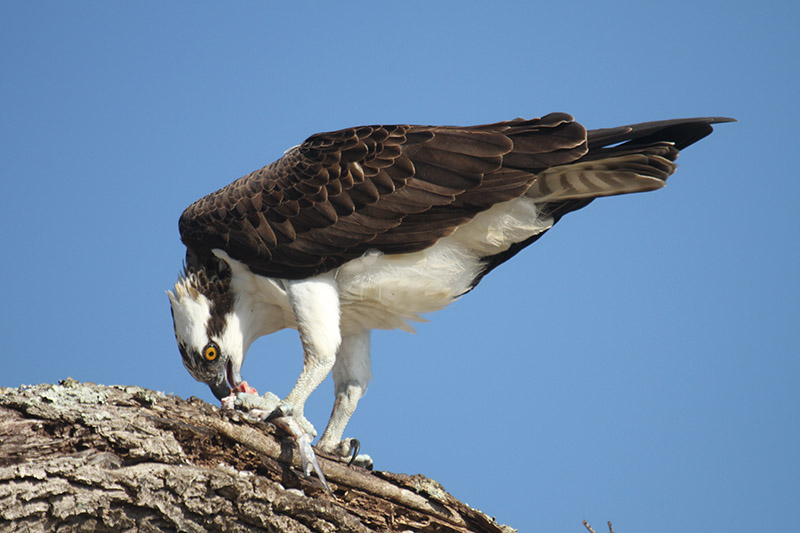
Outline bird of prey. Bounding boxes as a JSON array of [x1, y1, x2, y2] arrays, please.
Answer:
[[168, 112, 733, 462]]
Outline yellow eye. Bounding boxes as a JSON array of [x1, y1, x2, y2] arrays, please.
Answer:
[[203, 343, 219, 361]]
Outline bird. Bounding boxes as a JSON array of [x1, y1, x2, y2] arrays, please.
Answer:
[[168, 112, 733, 463]]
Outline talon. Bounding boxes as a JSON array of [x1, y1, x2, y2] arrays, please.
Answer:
[[347, 439, 360, 466], [266, 402, 294, 421]]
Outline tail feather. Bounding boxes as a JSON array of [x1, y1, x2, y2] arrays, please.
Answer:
[[528, 116, 734, 203], [586, 116, 735, 150], [528, 145, 675, 201]]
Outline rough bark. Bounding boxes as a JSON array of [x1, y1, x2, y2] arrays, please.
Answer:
[[0, 380, 515, 532]]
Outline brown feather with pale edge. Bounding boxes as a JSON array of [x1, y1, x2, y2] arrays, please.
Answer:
[[179, 114, 734, 279]]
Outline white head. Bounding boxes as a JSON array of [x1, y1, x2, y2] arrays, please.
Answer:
[[167, 267, 245, 399]]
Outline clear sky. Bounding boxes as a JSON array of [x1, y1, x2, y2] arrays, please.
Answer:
[[2, 2, 797, 532]]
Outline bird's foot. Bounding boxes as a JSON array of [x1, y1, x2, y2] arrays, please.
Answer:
[[320, 438, 373, 469], [221, 389, 318, 438]]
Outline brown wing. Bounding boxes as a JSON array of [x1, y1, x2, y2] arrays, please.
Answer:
[[179, 112, 587, 279]]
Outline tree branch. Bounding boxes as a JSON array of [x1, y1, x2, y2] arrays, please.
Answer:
[[0, 379, 515, 532]]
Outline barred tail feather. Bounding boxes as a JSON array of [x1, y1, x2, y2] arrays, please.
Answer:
[[527, 145, 676, 202]]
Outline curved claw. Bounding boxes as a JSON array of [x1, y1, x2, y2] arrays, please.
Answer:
[[347, 438, 360, 466], [265, 402, 293, 422]]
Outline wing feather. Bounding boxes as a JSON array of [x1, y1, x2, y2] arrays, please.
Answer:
[[179, 115, 587, 278], [178, 114, 732, 279]]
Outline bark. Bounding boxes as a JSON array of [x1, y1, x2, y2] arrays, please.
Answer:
[[0, 379, 515, 532]]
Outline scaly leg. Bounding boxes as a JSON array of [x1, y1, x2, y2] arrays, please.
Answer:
[[317, 330, 372, 467], [277, 274, 342, 436]]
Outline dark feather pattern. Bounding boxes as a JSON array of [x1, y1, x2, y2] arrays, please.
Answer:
[[179, 114, 734, 279]]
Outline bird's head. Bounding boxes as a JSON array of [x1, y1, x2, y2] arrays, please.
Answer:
[[167, 263, 244, 400]]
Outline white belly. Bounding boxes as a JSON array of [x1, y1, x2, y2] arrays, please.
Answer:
[[335, 196, 552, 333]]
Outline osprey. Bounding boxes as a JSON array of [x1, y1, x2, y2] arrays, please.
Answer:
[[168, 113, 732, 461]]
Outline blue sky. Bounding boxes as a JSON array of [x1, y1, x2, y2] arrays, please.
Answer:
[[2, 2, 797, 531]]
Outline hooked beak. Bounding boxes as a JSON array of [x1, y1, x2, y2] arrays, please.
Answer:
[[208, 359, 244, 400]]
